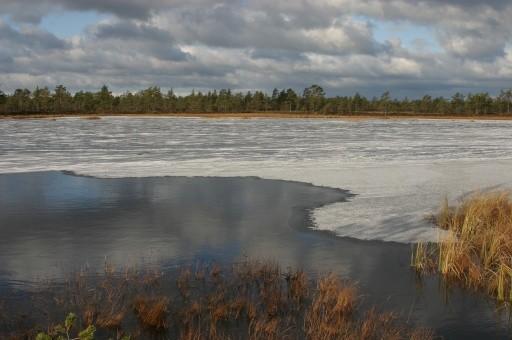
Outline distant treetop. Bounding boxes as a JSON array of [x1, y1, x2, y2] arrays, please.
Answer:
[[0, 85, 511, 115]]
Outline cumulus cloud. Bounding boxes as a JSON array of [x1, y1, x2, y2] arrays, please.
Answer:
[[0, 0, 511, 96]]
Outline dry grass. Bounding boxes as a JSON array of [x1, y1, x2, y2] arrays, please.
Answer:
[[286, 269, 308, 306], [304, 275, 432, 340], [304, 274, 357, 339], [133, 295, 170, 330], [1, 260, 433, 339], [7, 111, 512, 122], [413, 191, 512, 302]]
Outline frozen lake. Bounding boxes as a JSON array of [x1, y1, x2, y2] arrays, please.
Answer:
[[2, 116, 512, 243]]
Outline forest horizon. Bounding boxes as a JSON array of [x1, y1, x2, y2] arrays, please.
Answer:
[[2, 84, 512, 116]]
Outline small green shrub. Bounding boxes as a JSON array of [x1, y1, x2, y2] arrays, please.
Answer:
[[36, 312, 95, 340]]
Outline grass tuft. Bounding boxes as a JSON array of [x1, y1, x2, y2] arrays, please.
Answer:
[[133, 295, 170, 330], [413, 191, 512, 302]]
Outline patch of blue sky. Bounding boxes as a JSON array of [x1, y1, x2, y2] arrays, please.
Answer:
[[354, 15, 442, 53], [1, 14, 19, 28], [40, 10, 106, 38]]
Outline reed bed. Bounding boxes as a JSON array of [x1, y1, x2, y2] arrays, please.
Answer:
[[2, 260, 432, 339], [412, 191, 512, 302]]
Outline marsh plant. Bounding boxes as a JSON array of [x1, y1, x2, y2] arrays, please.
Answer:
[[2, 261, 433, 339], [412, 191, 512, 302], [35, 313, 95, 340]]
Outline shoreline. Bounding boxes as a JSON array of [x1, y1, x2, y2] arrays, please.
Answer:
[[2, 112, 512, 121]]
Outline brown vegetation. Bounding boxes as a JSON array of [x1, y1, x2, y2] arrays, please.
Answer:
[[413, 191, 512, 302], [133, 295, 169, 330], [2, 260, 433, 339], [5, 111, 512, 121]]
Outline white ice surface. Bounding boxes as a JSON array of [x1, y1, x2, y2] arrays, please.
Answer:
[[2, 116, 512, 243]]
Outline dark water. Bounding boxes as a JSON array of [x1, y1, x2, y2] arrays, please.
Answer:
[[0, 172, 509, 338]]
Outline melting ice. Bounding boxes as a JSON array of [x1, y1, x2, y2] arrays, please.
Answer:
[[2, 116, 512, 243]]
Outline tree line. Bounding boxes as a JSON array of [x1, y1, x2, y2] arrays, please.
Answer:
[[1, 84, 512, 115]]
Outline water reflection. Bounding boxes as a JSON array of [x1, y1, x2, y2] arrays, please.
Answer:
[[0, 172, 509, 338]]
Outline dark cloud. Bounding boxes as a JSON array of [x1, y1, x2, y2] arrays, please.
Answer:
[[0, 0, 164, 22], [157, 4, 383, 55], [92, 21, 174, 42], [0, 21, 69, 52], [250, 49, 307, 62], [0, 0, 237, 22], [426, 0, 508, 9]]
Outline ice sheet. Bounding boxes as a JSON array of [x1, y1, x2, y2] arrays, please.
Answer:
[[2, 116, 512, 243]]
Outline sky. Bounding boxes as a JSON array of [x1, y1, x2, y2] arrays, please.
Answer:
[[1, 0, 512, 97]]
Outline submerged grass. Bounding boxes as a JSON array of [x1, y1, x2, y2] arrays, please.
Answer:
[[413, 191, 512, 302], [1, 260, 432, 339]]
